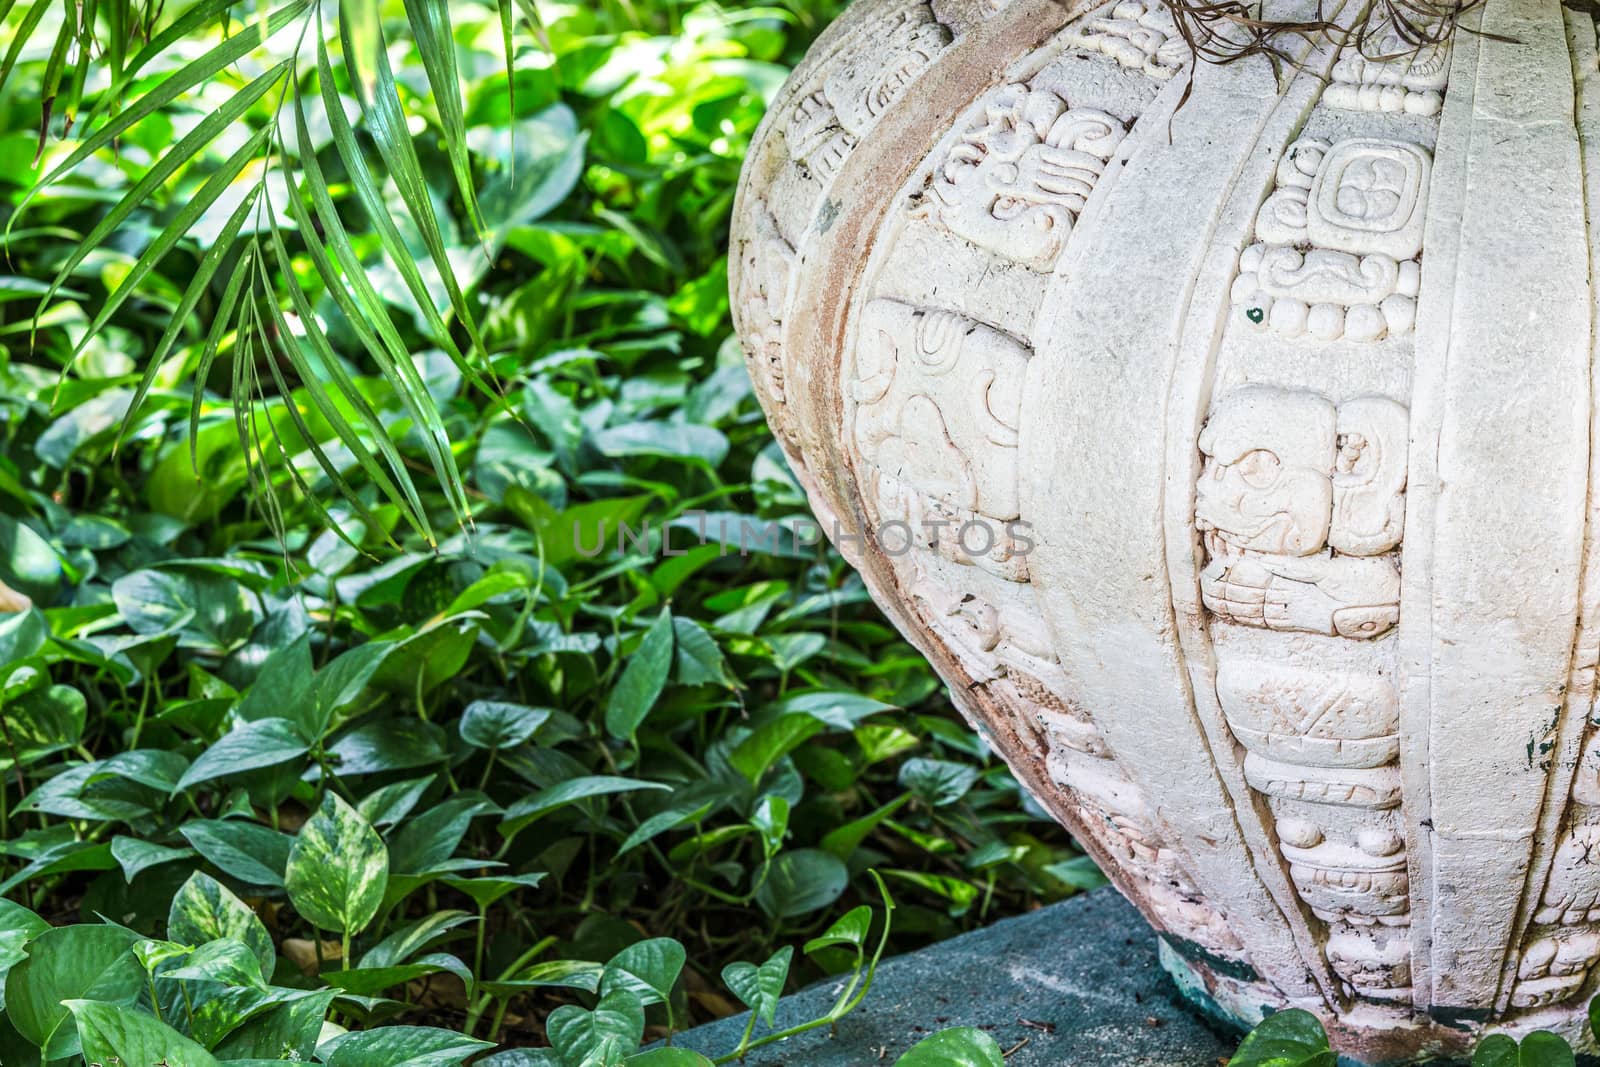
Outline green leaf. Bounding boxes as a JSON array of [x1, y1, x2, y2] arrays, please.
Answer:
[[1591, 991, 1600, 1046], [606, 608, 675, 740], [893, 1028, 1005, 1067], [327, 717, 450, 776], [1474, 1035, 1520, 1067], [501, 776, 672, 838], [320, 1024, 492, 1067], [1469, 1033, 1577, 1067], [775, 690, 897, 730], [805, 906, 873, 954], [1044, 854, 1111, 890], [441, 871, 546, 909], [547, 987, 646, 1067], [325, 952, 471, 996], [110, 836, 195, 882], [388, 794, 499, 875], [181, 819, 293, 888], [616, 803, 713, 857], [68, 999, 221, 1067], [175, 718, 310, 792], [1230, 1009, 1336, 1067], [168, 871, 276, 978], [165, 937, 269, 990], [728, 714, 822, 783], [235, 633, 317, 735], [0, 683, 86, 769], [460, 700, 551, 749], [899, 758, 981, 807], [404, 0, 483, 236], [627, 1051, 714, 1066], [755, 849, 849, 919], [212, 988, 336, 1061], [672, 616, 737, 688], [0, 900, 49, 1011], [5, 923, 143, 1060], [284, 793, 389, 935], [602, 938, 686, 1007], [722, 945, 792, 1028], [112, 568, 254, 653]]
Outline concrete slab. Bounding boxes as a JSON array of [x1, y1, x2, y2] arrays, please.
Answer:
[[670, 889, 1237, 1066]]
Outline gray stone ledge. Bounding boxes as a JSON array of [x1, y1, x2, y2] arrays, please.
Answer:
[[671, 889, 1236, 1066]]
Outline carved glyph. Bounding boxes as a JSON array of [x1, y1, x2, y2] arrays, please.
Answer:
[[1061, 0, 1190, 80], [1196, 387, 1407, 641], [924, 85, 1126, 269], [1198, 386, 1412, 1003], [1513, 737, 1600, 1008], [786, 4, 951, 181], [734, 0, 1600, 1050], [1233, 138, 1430, 341], [733, 208, 796, 406], [1327, 23, 1450, 116], [846, 294, 1242, 958]]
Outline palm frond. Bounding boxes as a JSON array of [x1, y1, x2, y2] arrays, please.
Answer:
[[1, 0, 528, 540]]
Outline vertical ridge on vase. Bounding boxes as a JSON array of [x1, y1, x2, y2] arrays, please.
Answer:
[[840, 9, 1258, 970], [1163, 0, 1443, 1021], [1020, 0, 1383, 1008], [738, 0, 1172, 913], [1403, 0, 1591, 1015], [1491, 9, 1600, 1023]]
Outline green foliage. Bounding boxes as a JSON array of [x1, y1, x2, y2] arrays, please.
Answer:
[[1233, 1001, 1600, 1066], [1229, 1010, 1337, 1067], [893, 1027, 1006, 1066], [0, 0, 1087, 1061]]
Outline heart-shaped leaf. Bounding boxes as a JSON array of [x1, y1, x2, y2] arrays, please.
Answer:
[[285, 792, 389, 935], [722, 945, 792, 1027], [168, 870, 275, 977], [1229, 1009, 1336, 1067]]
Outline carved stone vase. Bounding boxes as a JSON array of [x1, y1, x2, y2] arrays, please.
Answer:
[[729, 0, 1600, 1060]]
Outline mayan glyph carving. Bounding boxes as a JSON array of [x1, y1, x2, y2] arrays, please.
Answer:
[[733, 208, 796, 407], [1198, 386, 1412, 1004], [852, 299, 1033, 579], [1513, 737, 1600, 1008], [737, 0, 1600, 1054], [1061, 0, 1189, 80], [786, 4, 951, 181], [924, 85, 1126, 269], [1196, 388, 1406, 641], [1038, 701, 1246, 958], [1326, 22, 1450, 115], [1233, 138, 1429, 341]]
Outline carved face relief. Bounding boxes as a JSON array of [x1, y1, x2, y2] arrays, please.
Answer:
[[1308, 139, 1431, 260], [1196, 387, 1337, 557], [853, 299, 1030, 523], [928, 85, 1125, 269]]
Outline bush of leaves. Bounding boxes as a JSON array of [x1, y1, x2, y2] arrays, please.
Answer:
[[0, 1, 1096, 1062]]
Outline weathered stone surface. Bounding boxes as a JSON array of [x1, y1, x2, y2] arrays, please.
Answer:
[[730, 0, 1600, 1058], [671, 890, 1234, 1066]]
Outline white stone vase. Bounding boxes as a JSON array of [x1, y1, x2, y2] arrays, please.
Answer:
[[729, 0, 1600, 1060]]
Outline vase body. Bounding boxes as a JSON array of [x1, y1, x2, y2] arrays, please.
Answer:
[[730, 0, 1600, 1059]]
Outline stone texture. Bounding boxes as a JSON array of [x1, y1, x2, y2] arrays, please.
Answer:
[[730, 0, 1600, 1058], [671, 890, 1235, 1066]]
